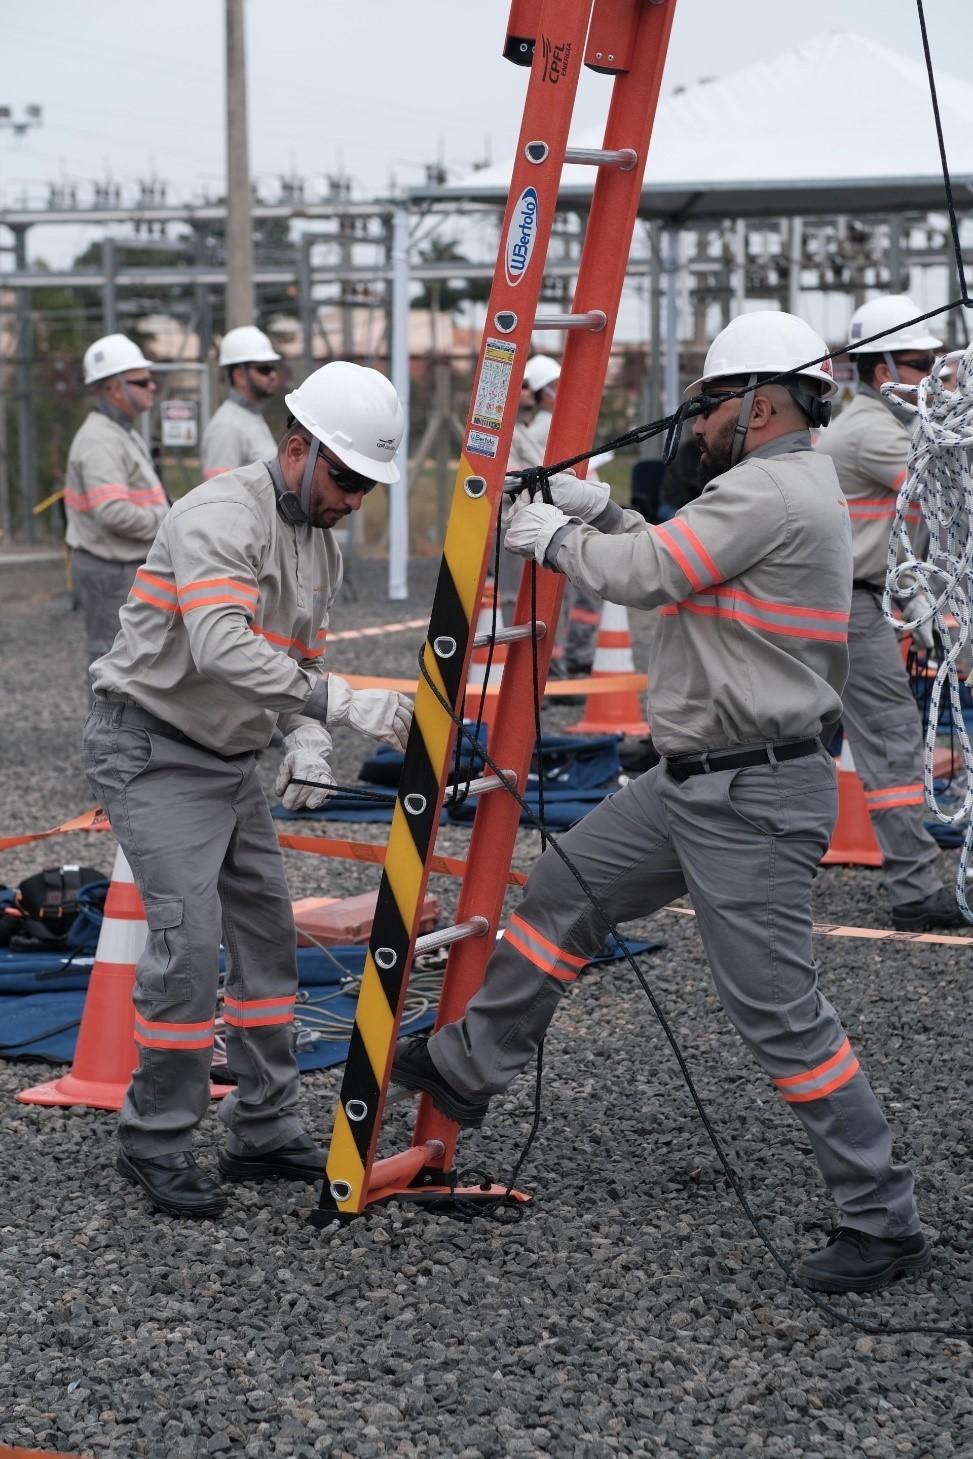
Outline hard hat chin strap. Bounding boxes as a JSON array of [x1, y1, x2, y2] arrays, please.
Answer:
[[883, 351, 901, 384], [300, 437, 321, 518], [730, 375, 758, 468], [119, 380, 142, 417]]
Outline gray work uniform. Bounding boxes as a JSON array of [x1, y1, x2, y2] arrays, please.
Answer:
[[201, 393, 277, 480], [504, 409, 601, 673], [84, 460, 340, 1157], [430, 432, 919, 1238], [817, 387, 941, 904], [64, 404, 169, 668]]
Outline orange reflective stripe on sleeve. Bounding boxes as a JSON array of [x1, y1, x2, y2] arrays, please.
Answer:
[[773, 1037, 860, 1104], [134, 1015, 215, 1050], [653, 518, 722, 592], [131, 568, 179, 613], [251, 624, 327, 659], [177, 577, 259, 615], [223, 994, 296, 1028], [503, 913, 588, 983], [65, 482, 167, 513]]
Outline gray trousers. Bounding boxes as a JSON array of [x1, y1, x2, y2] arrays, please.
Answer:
[[431, 748, 919, 1237], [71, 548, 141, 682], [842, 588, 941, 905], [82, 697, 305, 1159]]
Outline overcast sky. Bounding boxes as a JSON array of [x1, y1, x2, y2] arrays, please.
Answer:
[[0, 0, 969, 268]]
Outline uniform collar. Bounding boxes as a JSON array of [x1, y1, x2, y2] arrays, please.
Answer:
[[857, 381, 902, 421], [95, 397, 136, 431], [745, 430, 814, 461], [230, 389, 265, 415]]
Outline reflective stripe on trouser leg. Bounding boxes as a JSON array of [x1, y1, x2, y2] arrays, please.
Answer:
[[842, 589, 941, 904], [82, 712, 301, 1157], [216, 766, 303, 1156], [430, 764, 687, 1098], [663, 752, 919, 1238]]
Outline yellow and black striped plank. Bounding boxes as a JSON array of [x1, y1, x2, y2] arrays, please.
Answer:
[[316, 461, 493, 1219]]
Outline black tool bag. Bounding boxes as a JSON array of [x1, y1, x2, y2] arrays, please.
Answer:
[[0, 865, 107, 951]]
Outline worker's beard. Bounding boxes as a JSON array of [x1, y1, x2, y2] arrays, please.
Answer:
[[696, 417, 737, 487]]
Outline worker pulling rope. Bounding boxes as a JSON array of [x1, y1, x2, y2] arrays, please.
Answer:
[[881, 342, 973, 919]]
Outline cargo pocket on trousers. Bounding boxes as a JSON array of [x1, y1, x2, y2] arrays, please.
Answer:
[[139, 897, 191, 1006]]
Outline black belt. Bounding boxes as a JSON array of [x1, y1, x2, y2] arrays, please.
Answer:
[[93, 693, 252, 762], [852, 579, 883, 594], [665, 738, 821, 782]]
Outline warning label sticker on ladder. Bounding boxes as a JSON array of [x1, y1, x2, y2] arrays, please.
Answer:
[[471, 337, 517, 432]]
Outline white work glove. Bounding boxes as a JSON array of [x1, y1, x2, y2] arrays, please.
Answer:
[[900, 587, 936, 651], [274, 723, 335, 811], [504, 499, 572, 565], [326, 673, 413, 751], [529, 470, 610, 523]]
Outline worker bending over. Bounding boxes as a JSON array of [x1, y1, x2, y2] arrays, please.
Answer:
[[65, 334, 169, 681], [200, 325, 282, 479], [817, 295, 960, 931], [85, 362, 412, 1218], [394, 313, 929, 1295]]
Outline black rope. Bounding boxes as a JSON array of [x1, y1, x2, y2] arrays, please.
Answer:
[[917, 0, 970, 305]]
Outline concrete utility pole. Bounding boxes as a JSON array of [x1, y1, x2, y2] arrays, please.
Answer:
[[224, 0, 254, 326]]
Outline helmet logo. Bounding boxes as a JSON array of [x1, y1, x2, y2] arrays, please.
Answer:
[[820, 356, 834, 377], [505, 187, 539, 286], [376, 437, 397, 451]]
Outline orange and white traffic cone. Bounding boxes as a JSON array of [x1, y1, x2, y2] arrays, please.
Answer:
[[18, 845, 229, 1110], [466, 579, 508, 730], [569, 600, 650, 736], [821, 739, 884, 868]]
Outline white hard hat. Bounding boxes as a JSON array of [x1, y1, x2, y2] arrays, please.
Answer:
[[218, 325, 282, 367], [83, 333, 152, 386], [285, 361, 404, 484], [687, 311, 838, 400], [846, 295, 943, 354], [523, 354, 561, 393]]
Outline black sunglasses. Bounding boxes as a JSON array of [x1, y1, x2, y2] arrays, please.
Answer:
[[894, 356, 936, 374], [249, 363, 279, 377], [319, 450, 378, 496], [126, 377, 155, 389]]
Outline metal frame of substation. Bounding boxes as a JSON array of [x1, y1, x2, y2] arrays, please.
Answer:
[[1, 104, 970, 564]]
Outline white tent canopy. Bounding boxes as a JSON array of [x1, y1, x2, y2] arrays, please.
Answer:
[[413, 32, 973, 220]]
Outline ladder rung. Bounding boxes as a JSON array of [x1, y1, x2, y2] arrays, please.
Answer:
[[564, 146, 637, 171], [448, 771, 517, 799], [415, 915, 490, 955], [473, 621, 548, 648], [534, 310, 607, 332]]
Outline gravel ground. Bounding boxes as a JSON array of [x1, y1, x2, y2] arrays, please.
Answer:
[[1, 555, 972, 1459]]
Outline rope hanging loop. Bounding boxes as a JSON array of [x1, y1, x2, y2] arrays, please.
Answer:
[[881, 341, 973, 917]]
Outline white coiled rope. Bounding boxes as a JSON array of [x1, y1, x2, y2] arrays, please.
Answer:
[[882, 343, 973, 919]]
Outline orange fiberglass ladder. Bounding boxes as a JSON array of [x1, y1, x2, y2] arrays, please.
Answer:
[[311, 0, 677, 1228]]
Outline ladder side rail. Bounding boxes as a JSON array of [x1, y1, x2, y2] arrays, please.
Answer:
[[413, 0, 679, 1163], [317, 0, 598, 1223]]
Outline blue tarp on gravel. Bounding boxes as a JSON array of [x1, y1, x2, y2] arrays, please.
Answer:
[[0, 934, 660, 1072]]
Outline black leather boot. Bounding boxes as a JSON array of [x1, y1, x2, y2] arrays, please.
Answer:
[[798, 1227, 930, 1292], [117, 1149, 227, 1217]]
